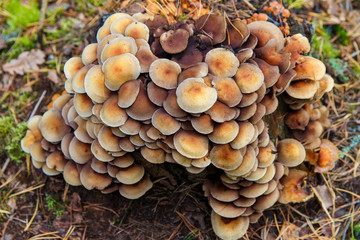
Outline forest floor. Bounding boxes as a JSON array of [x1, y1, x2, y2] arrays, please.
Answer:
[[0, 0, 360, 239]]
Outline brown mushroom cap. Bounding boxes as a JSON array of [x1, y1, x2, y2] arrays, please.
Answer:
[[21, 131, 36, 154], [160, 29, 189, 54], [69, 137, 92, 164], [73, 116, 93, 144], [45, 151, 67, 172], [294, 56, 326, 81], [116, 164, 145, 184], [82, 43, 98, 65], [176, 78, 217, 114], [205, 48, 240, 78], [230, 121, 255, 149], [119, 118, 141, 135], [101, 37, 137, 63], [174, 130, 209, 158], [315, 139, 338, 172], [91, 157, 108, 174], [163, 90, 187, 118], [210, 181, 239, 202], [190, 114, 214, 134], [277, 139, 306, 167], [84, 65, 111, 103], [286, 80, 318, 99], [151, 108, 180, 135], [72, 65, 92, 93], [209, 197, 246, 218], [149, 59, 181, 90], [285, 108, 310, 131], [209, 121, 239, 144], [233, 196, 256, 208], [80, 162, 112, 190], [27, 115, 42, 140], [102, 53, 141, 91], [64, 57, 84, 80], [100, 94, 128, 127], [98, 126, 121, 152], [226, 146, 256, 177], [39, 109, 71, 143], [178, 62, 209, 85], [63, 161, 82, 186], [119, 174, 153, 199], [211, 211, 249, 240], [293, 120, 323, 144], [97, 34, 124, 63], [247, 21, 284, 49], [195, 14, 227, 45], [136, 46, 158, 73], [147, 81, 168, 107], [210, 144, 243, 171], [227, 18, 250, 49], [140, 146, 166, 164], [253, 187, 279, 211], [30, 142, 47, 163], [91, 139, 115, 162], [257, 142, 276, 168], [256, 164, 276, 184], [234, 63, 264, 93], [117, 79, 141, 108], [96, 24, 111, 43], [125, 21, 150, 41], [212, 77, 242, 107], [74, 93, 94, 118], [279, 169, 313, 204]]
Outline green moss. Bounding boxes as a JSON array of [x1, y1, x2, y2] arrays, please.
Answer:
[[285, 0, 305, 9], [333, 25, 350, 46], [312, 27, 340, 59], [45, 193, 67, 217], [0, 116, 27, 164], [328, 58, 350, 83]]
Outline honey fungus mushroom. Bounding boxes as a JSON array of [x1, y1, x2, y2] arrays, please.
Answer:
[[21, 10, 338, 240]]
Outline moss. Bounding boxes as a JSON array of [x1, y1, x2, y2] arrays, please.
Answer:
[[312, 26, 340, 59], [0, 116, 27, 164], [45, 193, 67, 217]]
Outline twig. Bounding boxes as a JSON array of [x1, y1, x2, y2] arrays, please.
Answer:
[[39, 0, 48, 30], [29, 90, 46, 120]]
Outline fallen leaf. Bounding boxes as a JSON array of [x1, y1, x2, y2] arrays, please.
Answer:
[[47, 71, 60, 84], [315, 184, 333, 209], [3, 49, 45, 75], [279, 222, 300, 240]]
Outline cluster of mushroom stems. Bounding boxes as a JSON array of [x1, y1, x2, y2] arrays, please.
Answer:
[[21, 10, 337, 240]]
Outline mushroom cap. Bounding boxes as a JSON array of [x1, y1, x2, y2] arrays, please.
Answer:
[[147, 81, 168, 106], [178, 62, 209, 85], [190, 114, 214, 134], [82, 43, 98, 65], [209, 197, 246, 218], [227, 18, 250, 49], [230, 121, 255, 149], [151, 108, 181, 135], [211, 211, 249, 240], [174, 130, 209, 158], [254, 58, 280, 88], [125, 21, 150, 41], [212, 77, 242, 107], [205, 101, 237, 123], [195, 14, 226, 45], [80, 162, 112, 190], [63, 161, 82, 186], [84, 65, 111, 103], [234, 63, 264, 93], [176, 78, 217, 114], [286, 80, 318, 99], [39, 109, 71, 143], [96, 24, 111, 43], [252, 187, 279, 211], [113, 154, 135, 168], [210, 181, 239, 202], [233, 197, 256, 208], [69, 137, 92, 164], [171, 150, 192, 167], [209, 121, 239, 144], [97, 34, 124, 63], [149, 59, 181, 90], [278, 169, 313, 204], [100, 94, 128, 127], [277, 139, 306, 167], [226, 146, 256, 177], [98, 126, 121, 152], [136, 46, 158, 73], [285, 108, 310, 131], [46, 151, 67, 172], [117, 79, 141, 108], [110, 15, 136, 34], [205, 48, 240, 78], [239, 182, 269, 198], [74, 93, 94, 118], [102, 53, 141, 91], [72, 65, 92, 93], [293, 120, 324, 144], [90, 157, 108, 174], [119, 118, 141, 135], [163, 90, 187, 118], [140, 146, 166, 164], [30, 142, 47, 162], [210, 144, 243, 171], [294, 56, 326, 81], [116, 164, 145, 184], [257, 142, 276, 168], [64, 57, 84, 80], [119, 174, 153, 199], [91, 139, 115, 162], [160, 29, 189, 54], [315, 139, 338, 172], [256, 164, 276, 184], [247, 21, 284, 49], [21, 131, 36, 154], [101, 37, 137, 63], [27, 115, 42, 140]]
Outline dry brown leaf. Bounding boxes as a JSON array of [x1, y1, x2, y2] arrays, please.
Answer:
[[315, 185, 333, 209], [3, 49, 45, 75], [279, 222, 300, 240], [47, 71, 60, 84]]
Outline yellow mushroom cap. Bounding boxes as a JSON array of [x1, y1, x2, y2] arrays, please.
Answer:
[[102, 53, 141, 91], [176, 78, 217, 114], [101, 37, 137, 63], [149, 59, 181, 90], [84, 65, 111, 103], [211, 211, 249, 240], [64, 57, 84, 80], [174, 130, 209, 158], [286, 80, 318, 99], [116, 164, 145, 184], [212, 77, 242, 107], [205, 48, 240, 78], [39, 109, 71, 143], [209, 121, 239, 144], [294, 56, 326, 81], [277, 139, 306, 167], [110, 15, 136, 34], [210, 144, 243, 171], [125, 21, 150, 41], [151, 108, 180, 135], [100, 94, 128, 127], [117, 79, 141, 108], [234, 63, 264, 93]]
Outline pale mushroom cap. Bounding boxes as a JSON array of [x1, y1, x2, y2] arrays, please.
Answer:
[[74, 93, 94, 118], [234, 63, 265, 93], [174, 130, 209, 158], [286, 80, 318, 99], [277, 139, 306, 167], [63, 161, 82, 186], [210, 144, 243, 171], [101, 37, 137, 63], [100, 94, 128, 127], [149, 59, 181, 90], [82, 43, 98, 65], [110, 15, 136, 34], [191, 114, 214, 134], [119, 118, 141, 135], [21, 131, 36, 153], [211, 211, 249, 240], [205, 101, 237, 123], [113, 154, 135, 168], [205, 48, 240, 78], [230, 121, 255, 149], [42, 165, 61, 176], [125, 21, 150, 41], [91, 139, 115, 162], [98, 126, 121, 152], [97, 34, 124, 63], [73, 116, 93, 144], [30, 142, 47, 162], [253, 188, 279, 211], [69, 137, 92, 164], [147, 81, 168, 106], [163, 90, 187, 118], [91, 157, 108, 174], [52, 94, 72, 111], [151, 108, 181, 135], [226, 146, 256, 177], [119, 174, 153, 199], [39, 109, 71, 143], [116, 164, 145, 184], [64, 57, 84, 80], [61, 133, 73, 159], [209, 121, 239, 144], [102, 53, 141, 91], [140, 146, 166, 164], [176, 78, 217, 114], [96, 24, 111, 43], [212, 77, 242, 107], [117, 79, 141, 108], [239, 183, 269, 198], [72, 65, 92, 93], [46, 151, 67, 171], [84, 65, 111, 103], [209, 197, 246, 218], [247, 21, 284, 49], [27, 115, 42, 140]]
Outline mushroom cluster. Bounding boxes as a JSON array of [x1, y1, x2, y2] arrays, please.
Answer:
[[21, 10, 337, 239]]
